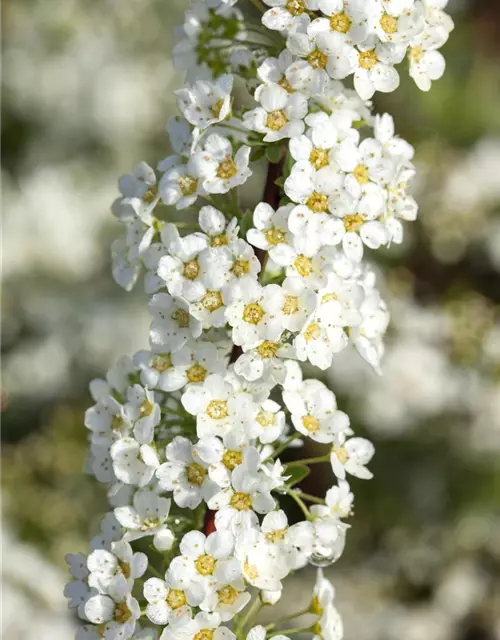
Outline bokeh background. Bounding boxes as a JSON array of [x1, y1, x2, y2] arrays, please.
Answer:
[[2, 1, 500, 638]]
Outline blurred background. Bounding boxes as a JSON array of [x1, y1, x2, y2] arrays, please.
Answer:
[[2, 0, 500, 638]]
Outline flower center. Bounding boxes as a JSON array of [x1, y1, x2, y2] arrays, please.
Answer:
[[230, 492, 252, 511], [307, 49, 328, 69], [195, 553, 216, 576], [118, 560, 131, 579], [206, 399, 229, 420], [343, 213, 364, 232], [143, 186, 158, 204], [266, 528, 287, 543], [243, 302, 264, 325], [256, 410, 276, 427], [278, 76, 294, 93], [222, 449, 243, 471], [311, 595, 323, 615], [244, 562, 259, 580], [179, 175, 198, 196], [140, 516, 160, 531], [330, 12, 351, 33], [353, 164, 369, 184], [359, 49, 378, 69], [282, 295, 299, 315], [304, 322, 321, 342], [265, 226, 286, 245], [410, 45, 424, 62], [231, 259, 250, 277], [211, 98, 225, 119], [186, 364, 207, 383], [210, 233, 228, 247], [166, 588, 187, 610], [112, 416, 124, 432], [217, 155, 237, 179], [321, 293, 339, 304], [294, 255, 313, 277], [183, 259, 200, 280], [140, 399, 153, 417], [380, 13, 398, 34], [333, 445, 349, 465], [310, 147, 329, 170], [306, 191, 329, 213], [195, 631, 215, 640], [302, 414, 320, 433], [186, 462, 206, 486], [202, 291, 224, 312], [218, 585, 239, 605], [266, 109, 288, 131], [114, 602, 132, 623], [286, 0, 306, 16], [152, 354, 172, 372], [257, 340, 279, 359], [172, 308, 190, 328]]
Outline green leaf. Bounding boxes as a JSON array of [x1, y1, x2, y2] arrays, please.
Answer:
[[250, 147, 266, 162], [266, 144, 283, 163], [286, 464, 310, 487], [239, 209, 254, 237], [274, 176, 285, 188]]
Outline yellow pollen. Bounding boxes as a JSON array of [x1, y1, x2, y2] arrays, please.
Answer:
[[166, 589, 187, 610], [114, 602, 132, 623], [179, 175, 198, 196], [140, 516, 159, 531], [294, 254, 313, 277], [243, 302, 264, 325], [302, 414, 320, 434], [286, 0, 306, 16], [283, 295, 299, 315], [359, 49, 378, 69], [186, 462, 206, 486], [333, 445, 349, 465], [143, 186, 158, 204], [266, 109, 288, 131], [202, 291, 224, 312], [210, 233, 228, 247], [186, 364, 207, 383], [194, 631, 215, 640], [218, 585, 239, 605], [230, 492, 252, 511], [330, 12, 351, 33], [310, 147, 329, 170], [118, 560, 130, 579], [306, 191, 329, 213], [183, 259, 200, 280], [206, 399, 229, 420], [222, 449, 243, 471], [307, 49, 328, 69], [311, 596, 323, 615], [172, 308, 190, 328], [343, 213, 364, 232], [321, 293, 339, 304], [195, 554, 216, 576], [256, 410, 276, 428], [211, 98, 225, 119], [266, 528, 287, 543], [265, 226, 286, 245], [278, 76, 294, 93], [353, 164, 369, 184], [380, 13, 398, 34], [111, 415, 124, 431], [410, 45, 424, 62], [257, 340, 279, 359], [244, 562, 259, 580], [304, 322, 321, 342], [231, 259, 250, 277], [152, 354, 172, 372], [217, 155, 237, 179], [140, 399, 153, 417]]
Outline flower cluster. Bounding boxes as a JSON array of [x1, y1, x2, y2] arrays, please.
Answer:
[[65, 0, 453, 639]]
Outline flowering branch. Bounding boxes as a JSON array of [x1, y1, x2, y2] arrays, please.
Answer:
[[64, 1, 454, 639]]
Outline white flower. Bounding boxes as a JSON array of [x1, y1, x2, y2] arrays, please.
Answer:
[[247, 627, 289, 640], [353, 44, 403, 100], [284, 163, 343, 214], [176, 74, 233, 129], [124, 385, 161, 444], [260, 510, 311, 570], [144, 565, 205, 626], [149, 293, 203, 353], [325, 480, 354, 519], [244, 84, 307, 142], [111, 236, 141, 292], [181, 373, 258, 439], [250, 399, 287, 444], [225, 279, 285, 349], [85, 395, 130, 446], [156, 436, 218, 509], [283, 379, 349, 443], [84, 577, 140, 640], [87, 540, 147, 595], [311, 570, 343, 640], [159, 156, 205, 210], [280, 277, 317, 333], [246, 203, 294, 261], [257, 50, 296, 89], [114, 489, 174, 551], [161, 612, 235, 640], [112, 162, 159, 222], [372, 2, 425, 45], [330, 432, 375, 479], [110, 438, 160, 487], [195, 135, 251, 194], [408, 27, 447, 91], [262, 0, 318, 32], [157, 342, 225, 392], [199, 206, 239, 247]]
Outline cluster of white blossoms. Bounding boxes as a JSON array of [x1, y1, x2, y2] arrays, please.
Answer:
[[66, 0, 453, 638]]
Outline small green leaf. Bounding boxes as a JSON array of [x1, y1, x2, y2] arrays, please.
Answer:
[[286, 464, 310, 487], [250, 147, 266, 162], [239, 209, 254, 237], [274, 176, 285, 188], [266, 144, 283, 163]]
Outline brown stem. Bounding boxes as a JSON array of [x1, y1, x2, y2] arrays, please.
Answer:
[[203, 155, 286, 535]]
